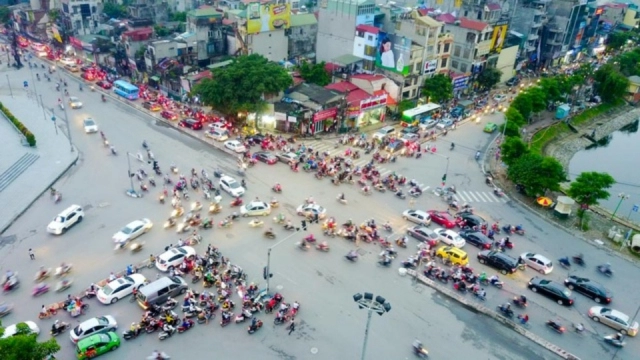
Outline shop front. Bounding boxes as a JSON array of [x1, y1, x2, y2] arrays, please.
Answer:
[[346, 94, 387, 130], [310, 108, 339, 135]]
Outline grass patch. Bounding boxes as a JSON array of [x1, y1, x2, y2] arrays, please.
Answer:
[[529, 122, 569, 155], [571, 100, 624, 126]]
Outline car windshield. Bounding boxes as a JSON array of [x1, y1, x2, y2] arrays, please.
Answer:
[[84, 120, 95, 126], [101, 284, 115, 295], [70, 97, 78, 101], [120, 226, 133, 235], [228, 181, 240, 189], [54, 216, 65, 223], [562, 288, 572, 297], [73, 326, 82, 336]]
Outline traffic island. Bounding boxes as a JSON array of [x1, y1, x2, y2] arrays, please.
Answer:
[[406, 269, 581, 360]]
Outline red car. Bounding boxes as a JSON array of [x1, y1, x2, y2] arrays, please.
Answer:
[[96, 80, 112, 89], [161, 110, 178, 121], [179, 118, 203, 130], [427, 210, 457, 229]]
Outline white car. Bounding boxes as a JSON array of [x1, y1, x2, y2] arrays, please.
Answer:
[[240, 201, 272, 217], [155, 246, 196, 272], [400, 133, 419, 144], [296, 204, 327, 219], [59, 57, 76, 66], [205, 128, 229, 141], [70, 316, 118, 343], [112, 218, 153, 245], [224, 140, 246, 153], [68, 96, 83, 109], [588, 306, 639, 336], [97, 274, 149, 304], [519, 252, 554, 274], [402, 209, 431, 226], [219, 175, 245, 197], [1, 321, 40, 338], [434, 228, 466, 248], [83, 118, 98, 133], [493, 94, 508, 103]]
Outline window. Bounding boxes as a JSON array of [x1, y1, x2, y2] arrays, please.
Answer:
[[463, 48, 470, 59], [427, 45, 434, 54], [444, 43, 450, 53], [466, 32, 475, 43], [453, 45, 461, 57], [460, 63, 467, 73], [485, 32, 491, 41], [451, 60, 459, 69], [414, 63, 421, 72], [367, 35, 373, 41], [403, 91, 410, 98], [440, 58, 447, 68], [437, 44, 441, 53]]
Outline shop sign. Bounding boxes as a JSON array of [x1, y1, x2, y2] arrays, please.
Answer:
[[313, 108, 338, 122], [287, 116, 297, 123], [424, 59, 438, 75], [275, 112, 286, 121], [360, 94, 387, 111], [452, 76, 469, 91]]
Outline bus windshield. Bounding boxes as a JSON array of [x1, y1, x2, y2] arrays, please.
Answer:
[[113, 80, 139, 100]]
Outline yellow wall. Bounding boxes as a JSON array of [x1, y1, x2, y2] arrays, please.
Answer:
[[623, 9, 640, 29]]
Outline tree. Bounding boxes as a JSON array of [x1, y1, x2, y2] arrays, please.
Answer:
[[505, 105, 527, 127], [0, 7, 11, 23], [0, 321, 61, 360], [298, 61, 331, 86], [615, 48, 640, 76], [593, 64, 630, 103], [102, 3, 128, 19], [527, 87, 548, 114], [397, 99, 415, 114], [422, 74, 453, 104], [606, 32, 630, 51], [194, 54, 293, 120], [154, 25, 170, 37], [476, 67, 502, 91], [171, 11, 187, 22], [500, 137, 529, 166], [507, 154, 566, 196], [538, 77, 565, 104], [567, 171, 616, 209], [510, 92, 534, 120], [501, 120, 521, 138]]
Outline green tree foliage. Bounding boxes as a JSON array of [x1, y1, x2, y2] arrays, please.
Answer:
[[154, 25, 170, 37], [397, 99, 415, 114], [606, 32, 630, 51], [615, 48, 640, 76], [102, 3, 128, 18], [0, 7, 11, 23], [538, 77, 565, 103], [194, 54, 293, 119], [298, 61, 331, 86], [567, 171, 616, 209], [508, 96, 532, 123], [0, 321, 61, 360], [500, 137, 529, 165], [526, 87, 548, 114], [172, 11, 187, 22], [507, 154, 566, 196], [422, 74, 453, 104], [505, 107, 526, 127], [476, 67, 502, 91], [593, 64, 630, 103], [501, 120, 521, 137]]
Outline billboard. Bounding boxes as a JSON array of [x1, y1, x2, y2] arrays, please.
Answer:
[[490, 23, 508, 53], [424, 59, 438, 75], [247, 3, 291, 34], [376, 32, 412, 76]]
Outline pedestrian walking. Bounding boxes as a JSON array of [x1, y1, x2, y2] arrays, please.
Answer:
[[288, 317, 296, 335], [29, 248, 35, 260]]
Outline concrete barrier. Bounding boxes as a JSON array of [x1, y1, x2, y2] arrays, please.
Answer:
[[407, 269, 581, 360]]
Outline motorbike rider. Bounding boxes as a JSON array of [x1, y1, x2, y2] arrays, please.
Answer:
[[41, 305, 48, 317], [162, 321, 175, 336], [518, 314, 529, 324], [126, 264, 135, 275], [274, 183, 282, 192], [51, 320, 64, 334], [221, 311, 231, 324], [339, 193, 345, 201], [500, 302, 511, 313], [38, 266, 48, 280], [130, 322, 141, 336], [292, 301, 300, 315], [397, 236, 408, 247], [180, 316, 191, 330], [517, 295, 527, 306], [489, 275, 500, 285], [413, 339, 424, 353], [346, 250, 358, 261]]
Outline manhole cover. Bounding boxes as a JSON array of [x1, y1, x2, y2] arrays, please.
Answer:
[[310, 347, 318, 354]]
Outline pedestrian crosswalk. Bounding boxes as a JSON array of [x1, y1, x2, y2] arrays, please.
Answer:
[[452, 190, 508, 203]]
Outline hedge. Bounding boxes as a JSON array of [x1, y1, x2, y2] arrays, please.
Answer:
[[0, 101, 36, 146]]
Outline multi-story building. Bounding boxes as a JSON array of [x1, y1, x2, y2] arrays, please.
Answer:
[[128, 0, 169, 23], [288, 13, 318, 60], [622, 3, 640, 30], [228, 2, 289, 62], [540, 0, 591, 66], [185, 8, 227, 65], [60, 0, 100, 36], [316, 0, 377, 63], [510, 0, 549, 69], [441, 17, 493, 76]]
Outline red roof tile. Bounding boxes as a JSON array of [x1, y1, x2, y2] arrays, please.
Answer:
[[356, 24, 380, 34], [436, 13, 456, 24], [373, 89, 396, 106], [487, 3, 501, 11], [351, 74, 385, 82], [325, 81, 359, 93], [346, 89, 371, 105], [459, 17, 489, 32]]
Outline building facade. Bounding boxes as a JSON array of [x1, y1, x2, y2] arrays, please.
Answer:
[[288, 13, 318, 60], [61, 0, 100, 36]]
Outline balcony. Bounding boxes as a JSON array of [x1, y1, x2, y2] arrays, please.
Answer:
[[528, 33, 539, 41], [548, 27, 563, 33], [524, 44, 536, 52], [531, 21, 542, 28], [547, 37, 562, 46]]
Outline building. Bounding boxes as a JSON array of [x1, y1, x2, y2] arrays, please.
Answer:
[[229, 2, 290, 62], [128, 0, 169, 23], [316, 0, 377, 63], [621, 3, 640, 30], [441, 17, 493, 76], [288, 13, 318, 60], [185, 8, 227, 65], [285, 83, 344, 134], [540, 0, 591, 67], [60, 0, 100, 36], [510, 0, 548, 70], [627, 75, 640, 103]]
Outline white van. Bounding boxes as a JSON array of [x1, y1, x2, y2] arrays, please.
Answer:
[[47, 204, 84, 235], [373, 126, 396, 140], [219, 175, 245, 197]]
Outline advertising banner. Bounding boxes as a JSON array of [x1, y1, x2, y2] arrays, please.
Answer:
[[360, 94, 387, 111], [490, 22, 508, 53], [247, 3, 291, 34], [313, 108, 338, 122], [376, 32, 412, 76], [424, 59, 438, 75], [452, 76, 469, 91]]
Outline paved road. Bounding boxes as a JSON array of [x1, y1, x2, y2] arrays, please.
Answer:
[[0, 63, 555, 360]]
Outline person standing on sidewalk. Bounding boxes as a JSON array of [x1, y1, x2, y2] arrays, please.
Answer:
[[29, 248, 35, 260], [288, 317, 296, 335]]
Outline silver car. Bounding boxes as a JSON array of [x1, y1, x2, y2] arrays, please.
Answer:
[[519, 252, 553, 274], [588, 307, 639, 336], [69, 96, 83, 109]]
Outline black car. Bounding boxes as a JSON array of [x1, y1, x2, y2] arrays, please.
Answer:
[[248, 133, 266, 144], [564, 276, 612, 304], [458, 213, 485, 228], [459, 230, 492, 249], [506, 77, 520, 87], [528, 277, 574, 306], [178, 118, 203, 130], [477, 250, 519, 274]]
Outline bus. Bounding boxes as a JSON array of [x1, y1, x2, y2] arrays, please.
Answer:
[[113, 80, 139, 100], [401, 103, 441, 126]]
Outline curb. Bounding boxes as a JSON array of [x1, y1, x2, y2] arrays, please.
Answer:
[[0, 150, 79, 235], [407, 269, 581, 360]]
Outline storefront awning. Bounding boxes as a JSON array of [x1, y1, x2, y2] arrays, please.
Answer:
[[373, 90, 396, 106]]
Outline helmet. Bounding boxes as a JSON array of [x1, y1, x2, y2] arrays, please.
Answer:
[[131, 322, 135, 326], [54, 320, 59, 324]]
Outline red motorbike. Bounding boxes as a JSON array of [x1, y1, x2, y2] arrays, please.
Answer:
[[230, 199, 243, 207]]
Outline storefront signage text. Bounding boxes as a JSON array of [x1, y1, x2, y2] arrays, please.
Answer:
[[313, 108, 338, 122]]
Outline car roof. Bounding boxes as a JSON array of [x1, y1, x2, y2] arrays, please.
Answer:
[[248, 201, 267, 206], [599, 307, 629, 320], [220, 175, 236, 182], [77, 332, 113, 347]]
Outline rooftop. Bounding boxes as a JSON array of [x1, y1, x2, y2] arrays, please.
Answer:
[[629, 75, 640, 84], [351, 74, 386, 82], [293, 83, 342, 105], [436, 13, 456, 24], [331, 54, 363, 66], [417, 15, 442, 28], [356, 24, 380, 34], [291, 13, 318, 27], [325, 81, 359, 93], [459, 17, 490, 32], [188, 8, 223, 19], [346, 89, 371, 105]]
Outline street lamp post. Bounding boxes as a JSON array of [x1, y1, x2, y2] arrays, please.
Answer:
[[125, 152, 136, 193], [263, 223, 303, 294], [611, 192, 630, 220], [56, 75, 75, 152], [353, 292, 391, 360]]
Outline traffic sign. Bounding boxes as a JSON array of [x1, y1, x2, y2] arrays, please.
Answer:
[[633, 204, 639, 213]]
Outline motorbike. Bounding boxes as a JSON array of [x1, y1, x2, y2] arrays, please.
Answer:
[[55, 264, 73, 277], [235, 309, 253, 323], [176, 221, 191, 233], [546, 320, 566, 333], [493, 187, 504, 197], [123, 329, 141, 340], [496, 304, 514, 318], [345, 252, 358, 262], [572, 254, 585, 266], [597, 264, 613, 277], [0, 302, 14, 317], [558, 257, 571, 269], [162, 298, 178, 311], [272, 186, 282, 193], [50, 322, 70, 336], [32, 283, 50, 296], [248, 319, 264, 334], [264, 230, 276, 239], [395, 239, 407, 248], [209, 203, 222, 214], [158, 327, 176, 340], [413, 344, 429, 358], [177, 319, 195, 333], [604, 334, 625, 347], [297, 241, 310, 251], [39, 306, 57, 319], [315, 242, 330, 252], [480, 278, 504, 289], [55, 279, 73, 292], [220, 313, 233, 327], [230, 199, 243, 207], [34, 268, 52, 282], [513, 296, 528, 308], [184, 306, 202, 318], [336, 195, 347, 204]]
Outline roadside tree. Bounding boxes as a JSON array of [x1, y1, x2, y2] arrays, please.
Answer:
[[0, 322, 60, 360], [505, 103, 528, 126], [507, 154, 566, 196], [500, 137, 529, 166], [299, 61, 331, 86], [593, 64, 630, 103], [477, 67, 502, 91], [422, 74, 453, 104], [567, 172, 616, 209], [606, 32, 630, 51]]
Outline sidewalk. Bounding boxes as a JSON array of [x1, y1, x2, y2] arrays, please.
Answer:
[[0, 68, 78, 234]]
